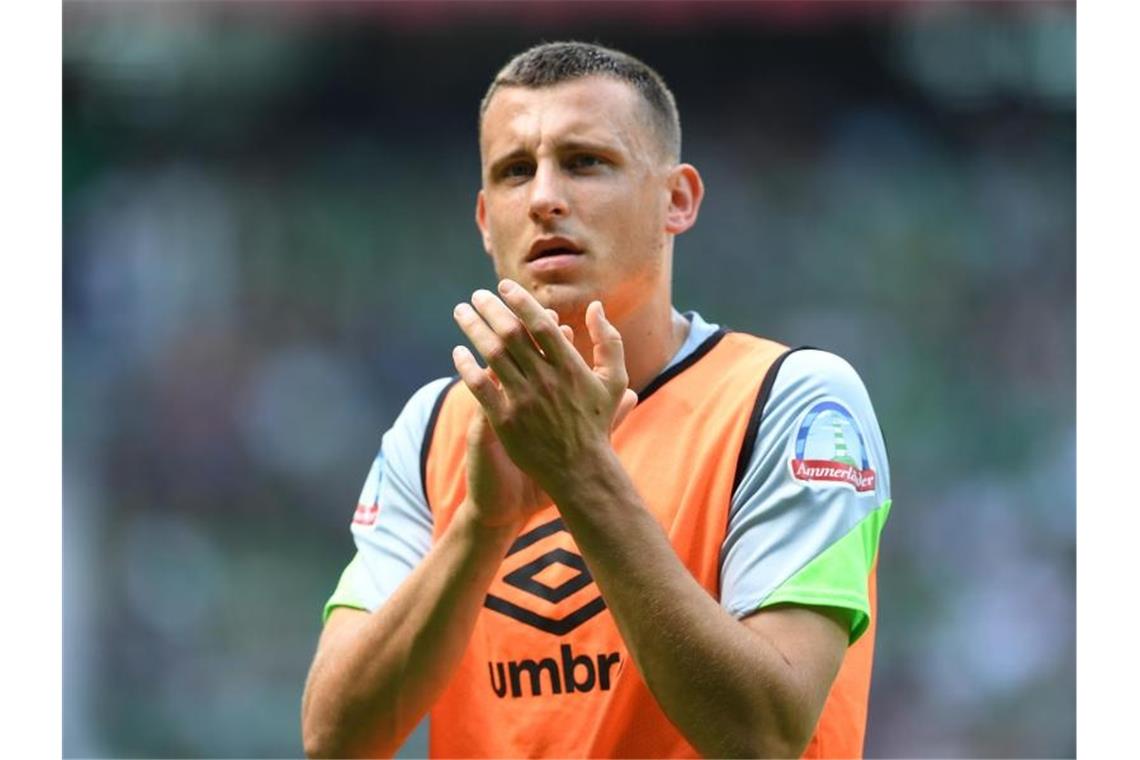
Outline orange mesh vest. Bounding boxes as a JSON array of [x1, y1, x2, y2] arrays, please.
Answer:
[[423, 331, 877, 758]]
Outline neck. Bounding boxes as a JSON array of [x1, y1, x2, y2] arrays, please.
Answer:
[[570, 293, 690, 395]]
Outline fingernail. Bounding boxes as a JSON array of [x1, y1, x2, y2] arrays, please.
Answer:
[[498, 279, 516, 294], [454, 303, 470, 317]]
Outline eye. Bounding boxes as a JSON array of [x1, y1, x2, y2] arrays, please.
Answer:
[[498, 161, 535, 181], [566, 154, 606, 172]]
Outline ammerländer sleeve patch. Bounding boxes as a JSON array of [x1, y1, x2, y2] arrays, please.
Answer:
[[789, 400, 876, 492]]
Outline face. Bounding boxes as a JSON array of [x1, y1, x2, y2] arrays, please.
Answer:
[[476, 76, 678, 322]]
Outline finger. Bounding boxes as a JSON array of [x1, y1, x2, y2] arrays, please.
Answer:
[[470, 289, 545, 373], [465, 408, 494, 450], [453, 302, 526, 388], [486, 366, 503, 389], [547, 308, 577, 346], [452, 345, 506, 421], [543, 304, 576, 347], [497, 279, 583, 368], [585, 300, 629, 393], [612, 388, 638, 431]]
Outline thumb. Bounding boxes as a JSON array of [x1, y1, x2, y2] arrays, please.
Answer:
[[465, 409, 497, 451], [612, 388, 638, 431], [585, 300, 629, 393]]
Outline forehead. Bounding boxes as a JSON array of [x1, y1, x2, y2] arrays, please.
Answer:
[[479, 76, 654, 160]]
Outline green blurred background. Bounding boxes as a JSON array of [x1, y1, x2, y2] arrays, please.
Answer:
[[62, 1, 1075, 756]]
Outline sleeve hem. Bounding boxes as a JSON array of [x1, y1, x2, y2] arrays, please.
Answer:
[[748, 589, 870, 644], [321, 599, 370, 625]]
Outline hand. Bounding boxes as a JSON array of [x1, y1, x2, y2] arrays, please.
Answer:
[[461, 409, 551, 530], [451, 279, 637, 501], [457, 307, 576, 530]]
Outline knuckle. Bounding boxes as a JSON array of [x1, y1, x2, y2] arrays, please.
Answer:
[[502, 321, 527, 344], [531, 320, 557, 341], [467, 375, 493, 399], [496, 404, 519, 429], [468, 369, 490, 388], [534, 375, 555, 397], [484, 343, 508, 364]]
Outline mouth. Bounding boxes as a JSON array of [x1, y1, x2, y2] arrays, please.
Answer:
[[526, 237, 584, 263]]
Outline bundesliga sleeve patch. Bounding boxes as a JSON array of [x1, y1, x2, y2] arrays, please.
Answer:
[[788, 400, 876, 492]]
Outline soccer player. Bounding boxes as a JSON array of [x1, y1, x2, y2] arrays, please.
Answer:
[[301, 41, 891, 758]]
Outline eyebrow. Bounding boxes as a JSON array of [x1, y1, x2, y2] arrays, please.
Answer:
[[559, 139, 623, 158], [487, 149, 532, 178]]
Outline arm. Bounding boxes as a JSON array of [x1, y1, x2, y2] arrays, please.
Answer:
[[301, 497, 521, 758], [452, 280, 857, 757], [301, 374, 555, 757], [545, 446, 848, 758]]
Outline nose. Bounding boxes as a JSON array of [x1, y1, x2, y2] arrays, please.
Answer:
[[528, 161, 569, 223]]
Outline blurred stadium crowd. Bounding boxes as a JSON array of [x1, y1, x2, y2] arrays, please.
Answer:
[[63, 2, 1074, 757]]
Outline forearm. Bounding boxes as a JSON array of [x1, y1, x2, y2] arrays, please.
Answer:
[[302, 503, 519, 758], [547, 450, 821, 758]]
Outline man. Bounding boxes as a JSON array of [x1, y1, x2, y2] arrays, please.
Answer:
[[302, 41, 891, 759]]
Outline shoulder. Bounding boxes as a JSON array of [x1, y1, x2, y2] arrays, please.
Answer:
[[372, 376, 459, 489], [399, 376, 459, 425], [770, 349, 874, 406], [763, 349, 880, 427], [382, 376, 460, 446], [759, 348, 889, 500]]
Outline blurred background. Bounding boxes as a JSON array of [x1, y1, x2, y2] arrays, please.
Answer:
[[62, 1, 1075, 757]]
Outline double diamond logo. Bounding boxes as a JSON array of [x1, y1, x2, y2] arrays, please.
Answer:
[[484, 518, 606, 635]]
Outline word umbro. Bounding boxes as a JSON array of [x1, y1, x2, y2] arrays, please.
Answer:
[[488, 644, 621, 698]]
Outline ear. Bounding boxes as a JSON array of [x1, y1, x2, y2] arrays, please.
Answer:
[[663, 163, 704, 236], [475, 189, 494, 257]]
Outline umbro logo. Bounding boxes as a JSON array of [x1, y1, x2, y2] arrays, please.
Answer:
[[483, 518, 606, 635]]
